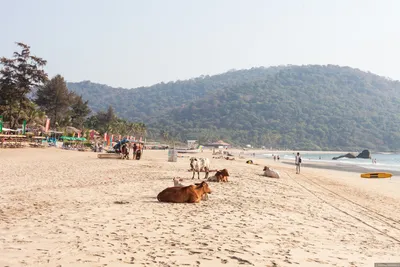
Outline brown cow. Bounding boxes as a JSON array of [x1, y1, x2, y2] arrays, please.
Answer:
[[157, 181, 212, 203], [207, 169, 229, 182]]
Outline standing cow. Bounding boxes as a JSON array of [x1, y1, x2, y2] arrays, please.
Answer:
[[189, 157, 210, 179]]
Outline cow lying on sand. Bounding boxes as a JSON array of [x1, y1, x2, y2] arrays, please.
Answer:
[[263, 166, 280, 178], [172, 178, 208, 200], [207, 169, 229, 182], [190, 157, 210, 179], [157, 181, 211, 203]]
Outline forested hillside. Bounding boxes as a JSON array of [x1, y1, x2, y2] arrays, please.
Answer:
[[67, 65, 400, 151]]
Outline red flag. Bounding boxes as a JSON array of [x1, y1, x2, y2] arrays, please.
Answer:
[[78, 132, 81, 138], [90, 130, 94, 140], [45, 118, 50, 132], [104, 132, 107, 142]]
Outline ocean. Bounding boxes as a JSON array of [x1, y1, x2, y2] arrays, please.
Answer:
[[258, 152, 400, 174]]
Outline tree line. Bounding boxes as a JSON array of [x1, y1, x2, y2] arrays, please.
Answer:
[[68, 65, 400, 151], [0, 42, 146, 138]]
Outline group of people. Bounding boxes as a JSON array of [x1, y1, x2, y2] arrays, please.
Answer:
[[131, 142, 143, 160], [116, 141, 144, 160]]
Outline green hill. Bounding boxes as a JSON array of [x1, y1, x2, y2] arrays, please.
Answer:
[[67, 65, 400, 151]]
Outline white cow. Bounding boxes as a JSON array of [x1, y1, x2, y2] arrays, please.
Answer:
[[189, 157, 210, 179], [263, 166, 280, 178], [173, 177, 184, 187]]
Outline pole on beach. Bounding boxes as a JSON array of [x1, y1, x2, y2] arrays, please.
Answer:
[[22, 120, 26, 135]]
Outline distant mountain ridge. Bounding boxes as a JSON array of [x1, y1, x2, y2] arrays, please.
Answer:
[[67, 65, 400, 151]]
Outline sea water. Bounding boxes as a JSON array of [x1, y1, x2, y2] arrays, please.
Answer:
[[259, 152, 400, 173]]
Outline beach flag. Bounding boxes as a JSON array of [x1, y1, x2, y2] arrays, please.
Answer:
[[110, 135, 113, 147], [77, 131, 81, 138], [119, 135, 121, 141], [45, 118, 50, 132], [104, 132, 107, 142], [90, 130, 94, 140], [22, 120, 26, 134], [0, 115, 3, 133]]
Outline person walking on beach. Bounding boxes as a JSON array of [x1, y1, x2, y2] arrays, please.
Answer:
[[295, 152, 302, 174], [132, 143, 137, 159]]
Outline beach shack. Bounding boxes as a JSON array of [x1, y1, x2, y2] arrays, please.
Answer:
[[47, 130, 63, 146], [60, 136, 87, 150], [205, 140, 231, 149], [187, 140, 198, 149]]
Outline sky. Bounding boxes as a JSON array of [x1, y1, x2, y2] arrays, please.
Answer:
[[2, 0, 400, 88]]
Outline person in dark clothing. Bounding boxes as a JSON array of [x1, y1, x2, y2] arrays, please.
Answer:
[[136, 144, 142, 160], [132, 143, 138, 159]]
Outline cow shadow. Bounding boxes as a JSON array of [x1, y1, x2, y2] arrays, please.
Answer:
[[141, 196, 161, 203], [142, 200, 160, 203]]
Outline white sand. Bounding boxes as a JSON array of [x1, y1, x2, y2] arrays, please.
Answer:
[[0, 148, 400, 266]]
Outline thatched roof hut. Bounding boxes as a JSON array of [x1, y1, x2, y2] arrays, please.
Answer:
[[66, 126, 81, 134]]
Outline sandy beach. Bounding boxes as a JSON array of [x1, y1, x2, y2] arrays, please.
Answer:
[[1, 148, 400, 267]]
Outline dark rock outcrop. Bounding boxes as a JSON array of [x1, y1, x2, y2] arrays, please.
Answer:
[[356, 149, 371, 159], [332, 153, 356, 160]]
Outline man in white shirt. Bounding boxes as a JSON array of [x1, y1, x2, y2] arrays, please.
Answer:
[[295, 152, 301, 174]]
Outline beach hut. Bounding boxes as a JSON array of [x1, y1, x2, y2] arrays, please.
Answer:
[[187, 140, 198, 149], [205, 140, 231, 149], [66, 126, 82, 136]]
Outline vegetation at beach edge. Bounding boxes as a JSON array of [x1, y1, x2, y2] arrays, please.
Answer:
[[0, 42, 147, 139]]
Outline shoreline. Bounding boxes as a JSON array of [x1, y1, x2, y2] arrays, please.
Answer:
[[280, 160, 400, 177]]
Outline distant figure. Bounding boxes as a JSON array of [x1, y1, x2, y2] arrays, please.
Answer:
[[273, 155, 276, 161], [133, 143, 137, 159], [277, 155, 280, 161], [295, 152, 302, 174], [136, 144, 142, 160]]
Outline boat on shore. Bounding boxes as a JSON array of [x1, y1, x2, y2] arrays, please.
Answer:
[[175, 148, 201, 154], [360, 172, 392, 179]]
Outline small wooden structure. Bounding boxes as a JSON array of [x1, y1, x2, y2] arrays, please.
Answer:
[[29, 136, 47, 148], [97, 153, 123, 159], [0, 134, 27, 148]]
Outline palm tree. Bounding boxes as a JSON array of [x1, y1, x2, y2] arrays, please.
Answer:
[[25, 107, 46, 127]]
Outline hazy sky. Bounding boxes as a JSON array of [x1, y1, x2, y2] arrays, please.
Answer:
[[2, 0, 399, 88]]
